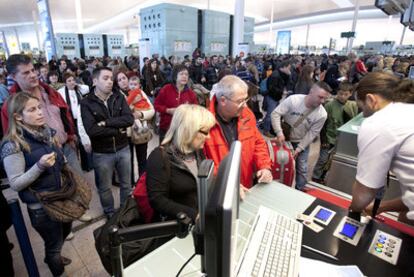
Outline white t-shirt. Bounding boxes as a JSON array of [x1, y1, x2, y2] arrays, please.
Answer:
[[356, 103, 414, 219]]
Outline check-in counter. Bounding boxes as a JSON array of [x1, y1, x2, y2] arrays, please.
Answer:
[[325, 113, 402, 200]]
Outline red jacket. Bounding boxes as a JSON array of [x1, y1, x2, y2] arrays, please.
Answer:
[[203, 97, 272, 188], [154, 83, 198, 132], [1, 82, 76, 140]]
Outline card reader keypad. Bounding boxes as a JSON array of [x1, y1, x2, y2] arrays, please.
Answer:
[[368, 230, 402, 265]]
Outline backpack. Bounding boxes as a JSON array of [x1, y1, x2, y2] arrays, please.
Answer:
[[259, 77, 268, 95], [132, 147, 171, 223], [93, 197, 158, 275]]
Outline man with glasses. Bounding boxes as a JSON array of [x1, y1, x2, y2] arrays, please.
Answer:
[[204, 75, 272, 197]]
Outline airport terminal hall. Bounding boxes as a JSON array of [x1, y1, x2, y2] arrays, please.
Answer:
[[2, 0, 414, 276]]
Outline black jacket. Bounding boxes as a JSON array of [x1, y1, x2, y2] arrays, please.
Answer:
[[205, 65, 219, 89], [189, 63, 205, 84], [146, 146, 204, 221], [267, 69, 290, 102], [80, 91, 134, 153], [324, 64, 341, 93]]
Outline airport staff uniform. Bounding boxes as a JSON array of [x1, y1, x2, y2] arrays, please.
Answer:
[[356, 102, 414, 219]]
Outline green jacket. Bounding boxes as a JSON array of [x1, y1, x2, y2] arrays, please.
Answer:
[[322, 99, 358, 145]]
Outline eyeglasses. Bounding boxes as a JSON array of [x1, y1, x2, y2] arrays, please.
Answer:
[[224, 96, 250, 108]]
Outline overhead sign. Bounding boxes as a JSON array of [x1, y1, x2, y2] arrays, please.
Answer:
[[341, 32, 356, 38]]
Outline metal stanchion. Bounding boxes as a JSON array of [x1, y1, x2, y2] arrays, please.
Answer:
[[8, 199, 40, 277]]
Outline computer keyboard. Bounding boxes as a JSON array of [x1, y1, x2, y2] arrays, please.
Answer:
[[236, 206, 302, 277]]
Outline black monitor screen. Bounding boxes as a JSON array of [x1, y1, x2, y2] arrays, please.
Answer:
[[204, 141, 241, 277]]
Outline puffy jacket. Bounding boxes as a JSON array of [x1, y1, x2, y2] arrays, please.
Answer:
[[1, 82, 76, 140], [154, 84, 198, 132], [203, 97, 272, 188], [80, 91, 134, 153]]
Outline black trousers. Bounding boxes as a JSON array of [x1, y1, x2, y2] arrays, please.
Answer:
[[129, 141, 148, 184]]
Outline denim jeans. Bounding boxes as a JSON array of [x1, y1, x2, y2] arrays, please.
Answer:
[[93, 146, 132, 216], [28, 207, 72, 276], [292, 143, 310, 190], [313, 144, 335, 180], [263, 95, 279, 132]]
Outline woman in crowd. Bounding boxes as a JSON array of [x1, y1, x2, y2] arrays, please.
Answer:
[[144, 59, 165, 98], [1, 92, 71, 276], [114, 70, 130, 97], [294, 64, 315, 94], [146, 104, 215, 221], [58, 72, 92, 172], [126, 77, 154, 180], [47, 71, 64, 91], [154, 65, 198, 143], [159, 57, 173, 82]]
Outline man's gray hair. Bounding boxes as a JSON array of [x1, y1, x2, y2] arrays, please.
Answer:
[[215, 75, 248, 99]]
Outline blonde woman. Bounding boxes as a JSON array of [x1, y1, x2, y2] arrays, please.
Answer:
[[1, 92, 71, 276], [146, 104, 215, 222]]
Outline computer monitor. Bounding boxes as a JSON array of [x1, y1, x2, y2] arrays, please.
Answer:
[[204, 141, 241, 277], [401, 0, 414, 26]]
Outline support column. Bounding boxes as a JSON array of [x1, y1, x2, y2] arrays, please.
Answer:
[[36, 0, 57, 61], [126, 27, 131, 46], [268, 1, 274, 49], [75, 0, 83, 32], [347, 0, 360, 53], [305, 24, 310, 48], [1, 31, 10, 58], [400, 26, 407, 45], [232, 0, 245, 57], [32, 10, 42, 50], [14, 28, 21, 52]]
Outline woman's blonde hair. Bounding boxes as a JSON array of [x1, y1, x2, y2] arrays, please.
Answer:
[[162, 104, 215, 154], [3, 92, 41, 152]]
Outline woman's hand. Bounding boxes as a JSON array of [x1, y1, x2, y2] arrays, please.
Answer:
[[240, 184, 250, 201], [38, 152, 56, 168], [133, 111, 143, 119]]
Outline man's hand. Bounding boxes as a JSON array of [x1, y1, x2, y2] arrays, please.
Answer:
[[349, 180, 378, 213], [276, 133, 285, 146], [256, 169, 273, 183], [97, 121, 106, 127], [68, 138, 78, 151], [201, 77, 206, 83], [293, 147, 302, 159], [240, 184, 250, 201]]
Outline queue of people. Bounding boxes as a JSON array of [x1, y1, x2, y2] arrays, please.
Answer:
[[0, 50, 414, 276]]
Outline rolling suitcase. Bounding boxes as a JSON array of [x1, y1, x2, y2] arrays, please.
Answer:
[[266, 140, 295, 187]]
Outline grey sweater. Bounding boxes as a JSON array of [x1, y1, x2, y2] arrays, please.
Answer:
[[271, 95, 327, 151]]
